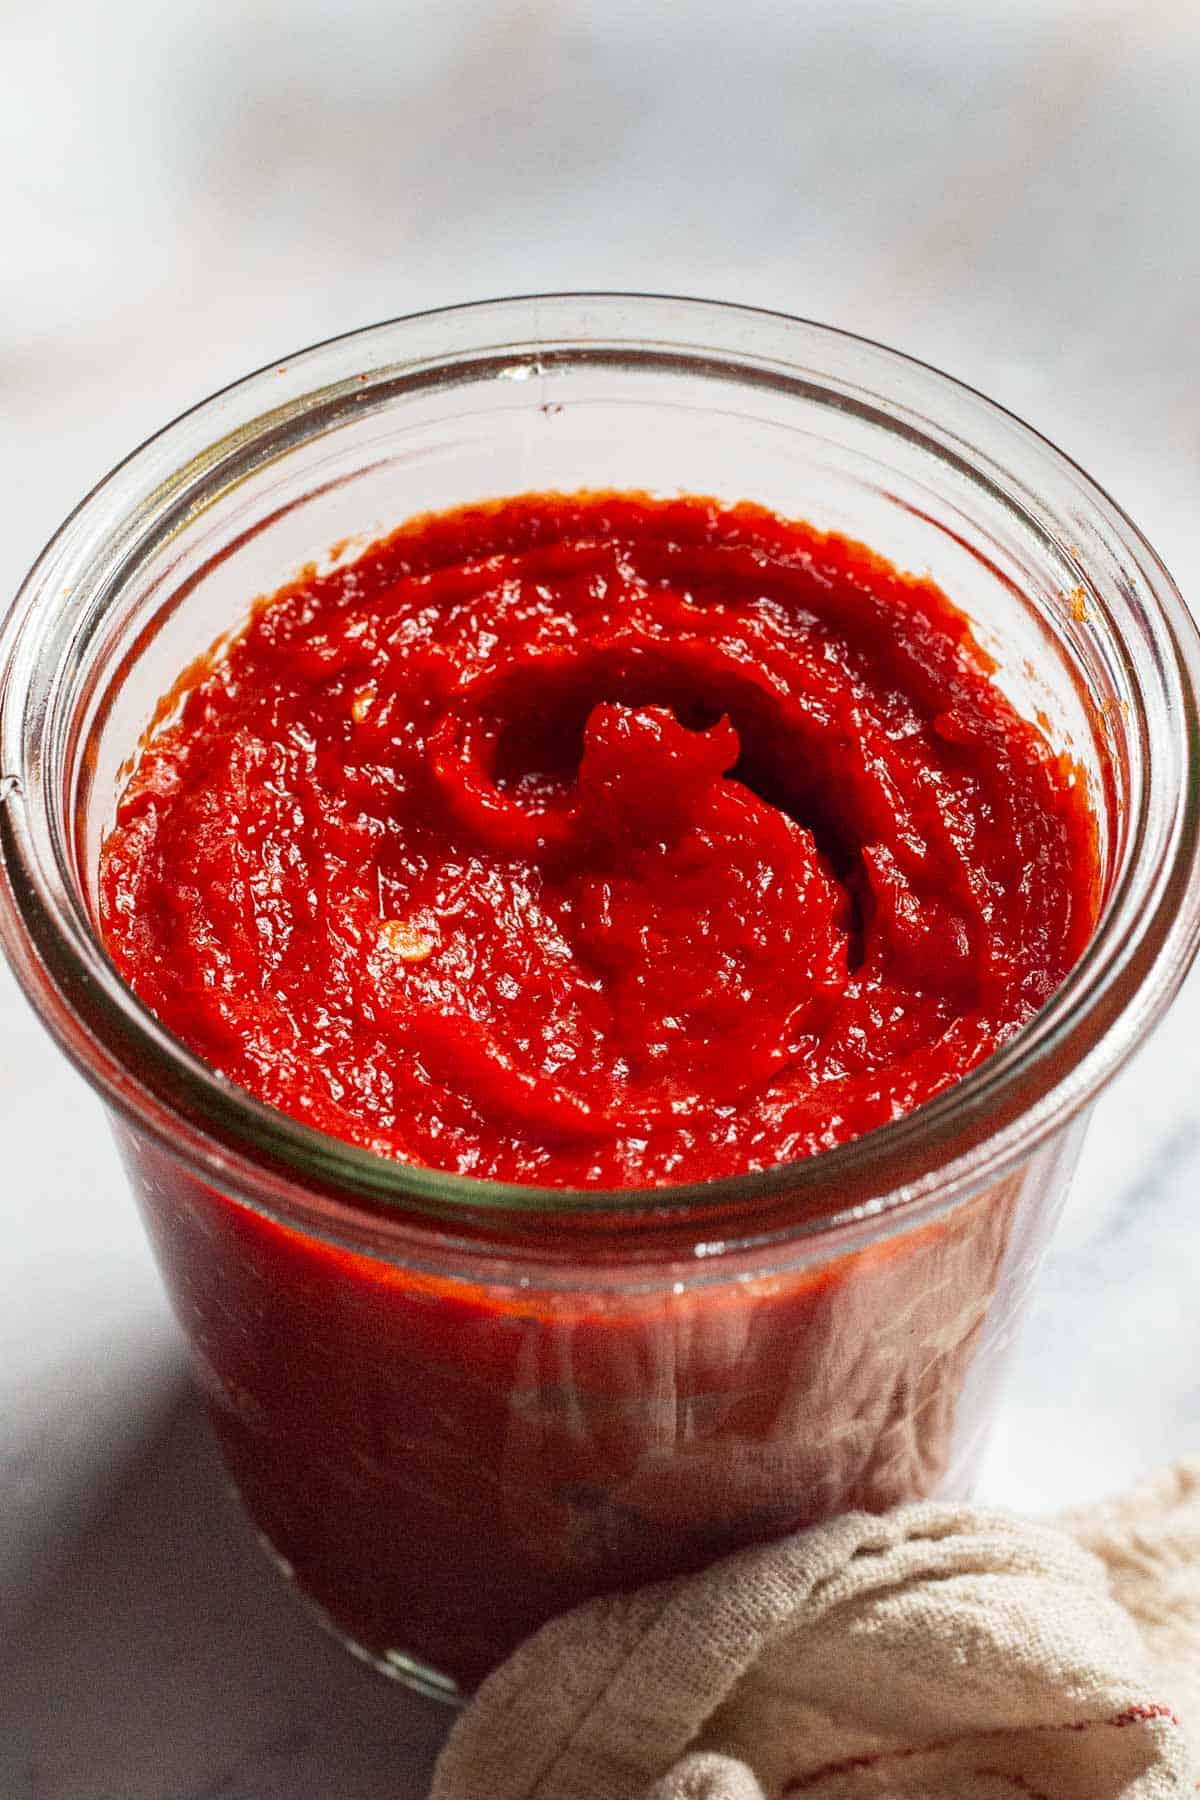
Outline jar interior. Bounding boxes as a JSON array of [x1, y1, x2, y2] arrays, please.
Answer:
[[61, 350, 1128, 926]]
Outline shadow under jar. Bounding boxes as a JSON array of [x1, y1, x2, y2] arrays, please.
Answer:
[[3, 296, 1200, 1700]]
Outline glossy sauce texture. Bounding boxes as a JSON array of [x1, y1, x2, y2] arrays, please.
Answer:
[[100, 493, 1098, 1186]]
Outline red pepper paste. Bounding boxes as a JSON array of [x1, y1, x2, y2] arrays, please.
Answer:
[[99, 493, 1100, 1687], [100, 492, 1098, 1183]]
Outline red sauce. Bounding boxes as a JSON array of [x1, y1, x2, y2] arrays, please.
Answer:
[[99, 493, 1100, 1687], [100, 493, 1097, 1184]]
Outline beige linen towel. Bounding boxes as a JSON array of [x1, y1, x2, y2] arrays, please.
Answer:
[[431, 1460, 1200, 1799]]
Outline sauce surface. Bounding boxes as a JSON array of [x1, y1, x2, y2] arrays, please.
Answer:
[[100, 493, 1099, 1186]]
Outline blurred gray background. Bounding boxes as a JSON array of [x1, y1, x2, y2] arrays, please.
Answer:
[[6, 0, 1200, 590], [4, 3, 1200, 1796]]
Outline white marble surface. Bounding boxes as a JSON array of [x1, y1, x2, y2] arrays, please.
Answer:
[[3, 1, 1200, 1793]]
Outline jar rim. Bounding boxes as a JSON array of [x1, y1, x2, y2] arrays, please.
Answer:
[[3, 291, 1200, 1244]]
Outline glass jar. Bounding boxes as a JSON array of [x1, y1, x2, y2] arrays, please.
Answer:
[[2, 296, 1199, 1701]]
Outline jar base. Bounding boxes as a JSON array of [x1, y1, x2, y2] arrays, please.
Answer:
[[246, 1507, 466, 1707]]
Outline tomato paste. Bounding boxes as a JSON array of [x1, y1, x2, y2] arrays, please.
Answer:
[[99, 493, 1099, 1687], [100, 493, 1097, 1185]]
